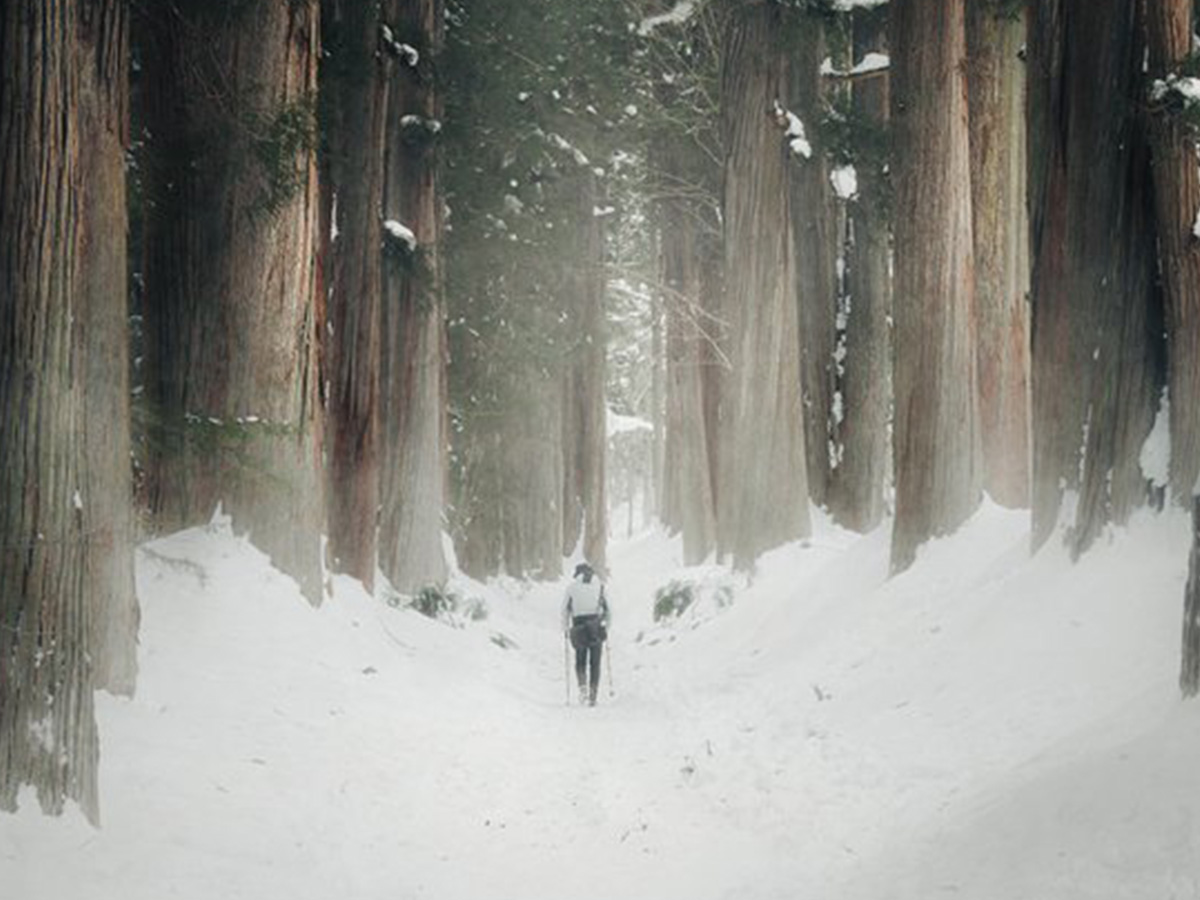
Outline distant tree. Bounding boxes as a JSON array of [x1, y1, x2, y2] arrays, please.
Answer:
[[643, 0, 722, 564], [966, 0, 1030, 509], [0, 0, 136, 824], [560, 169, 610, 572], [889, 0, 981, 573], [322, 0, 389, 591], [139, 0, 325, 601], [717, 0, 812, 569], [1027, 0, 1163, 557], [826, 4, 892, 533], [441, 0, 632, 578]]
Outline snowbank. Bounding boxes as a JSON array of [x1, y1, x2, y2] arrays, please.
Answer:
[[2, 503, 1197, 899]]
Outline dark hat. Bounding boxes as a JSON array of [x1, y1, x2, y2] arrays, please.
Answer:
[[574, 562, 593, 578]]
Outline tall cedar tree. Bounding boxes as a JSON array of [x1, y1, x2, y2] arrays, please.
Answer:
[[658, 148, 719, 563], [826, 5, 892, 533], [718, 0, 812, 569], [0, 0, 137, 824], [140, 0, 325, 601], [322, 0, 389, 590], [380, 0, 449, 594], [1027, 0, 1163, 557], [792, 12, 839, 511], [79, 0, 139, 695], [889, 0, 982, 573], [561, 170, 610, 573], [1146, 0, 1200, 505], [1143, 0, 1200, 695], [966, 0, 1030, 508]]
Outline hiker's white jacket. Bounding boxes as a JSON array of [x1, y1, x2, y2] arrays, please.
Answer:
[[561, 576, 609, 631]]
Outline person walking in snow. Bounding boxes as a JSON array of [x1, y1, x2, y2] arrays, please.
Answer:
[[562, 562, 610, 706]]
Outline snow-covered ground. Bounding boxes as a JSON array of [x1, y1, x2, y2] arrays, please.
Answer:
[[3, 501, 1199, 899]]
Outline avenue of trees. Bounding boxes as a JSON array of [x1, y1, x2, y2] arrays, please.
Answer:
[[4, 0, 1200, 822]]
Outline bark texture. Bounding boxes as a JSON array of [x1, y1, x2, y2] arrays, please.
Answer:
[[889, 0, 982, 573], [76, 0, 138, 695], [718, 1, 811, 569], [792, 15, 839, 510], [1027, 0, 1163, 556], [966, 0, 1030, 508], [827, 6, 892, 533], [380, 0, 449, 594], [1146, 0, 1200, 505], [323, 0, 388, 590], [0, 0, 100, 823], [141, 0, 325, 601], [561, 172, 609, 573], [660, 183, 718, 564]]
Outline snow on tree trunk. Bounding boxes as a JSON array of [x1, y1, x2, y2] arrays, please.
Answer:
[[379, 0, 449, 595], [660, 178, 718, 565], [1146, 0, 1200, 506], [792, 14, 839, 512], [561, 171, 609, 572], [1027, 0, 1163, 557], [889, 0, 982, 574], [0, 0, 101, 824], [78, 0, 139, 696], [717, 1, 811, 570], [140, 0, 325, 602], [827, 5, 892, 534], [966, 0, 1031, 509], [323, 0, 389, 591]]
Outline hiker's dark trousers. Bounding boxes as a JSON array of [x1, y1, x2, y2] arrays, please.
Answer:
[[570, 615, 604, 701]]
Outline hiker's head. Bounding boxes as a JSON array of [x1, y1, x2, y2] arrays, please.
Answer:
[[574, 562, 594, 582]]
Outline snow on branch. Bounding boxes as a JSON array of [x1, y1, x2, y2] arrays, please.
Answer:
[[636, 1, 698, 37], [544, 131, 591, 167], [771, 99, 812, 159], [383, 219, 417, 252], [822, 52, 890, 82], [381, 24, 420, 67], [1150, 73, 1200, 108]]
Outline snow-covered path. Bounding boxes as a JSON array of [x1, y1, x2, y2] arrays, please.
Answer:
[[4, 505, 1200, 899]]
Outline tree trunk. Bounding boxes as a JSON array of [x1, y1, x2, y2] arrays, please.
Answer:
[[1146, 0, 1200, 505], [77, 0, 139, 696], [1182, 496, 1200, 697], [323, 0, 388, 591], [792, 14, 839, 511], [718, 1, 811, 569], [661, 181, 718, 564], [141, 0, 325, 601], [966, 0, 1031, 509], [889, 0, 982, 574], [561, 172, 609, 572], [1027, 0, 1163, 557], [649, 275, 665, 526], [380, 0, 448, 594], [827, 6, 892, 534], [1, 0, 101, 824]]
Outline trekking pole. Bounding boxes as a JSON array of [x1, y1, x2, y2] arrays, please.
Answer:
[[564, 634, 571, 706], [605, 638, 615, 698]]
